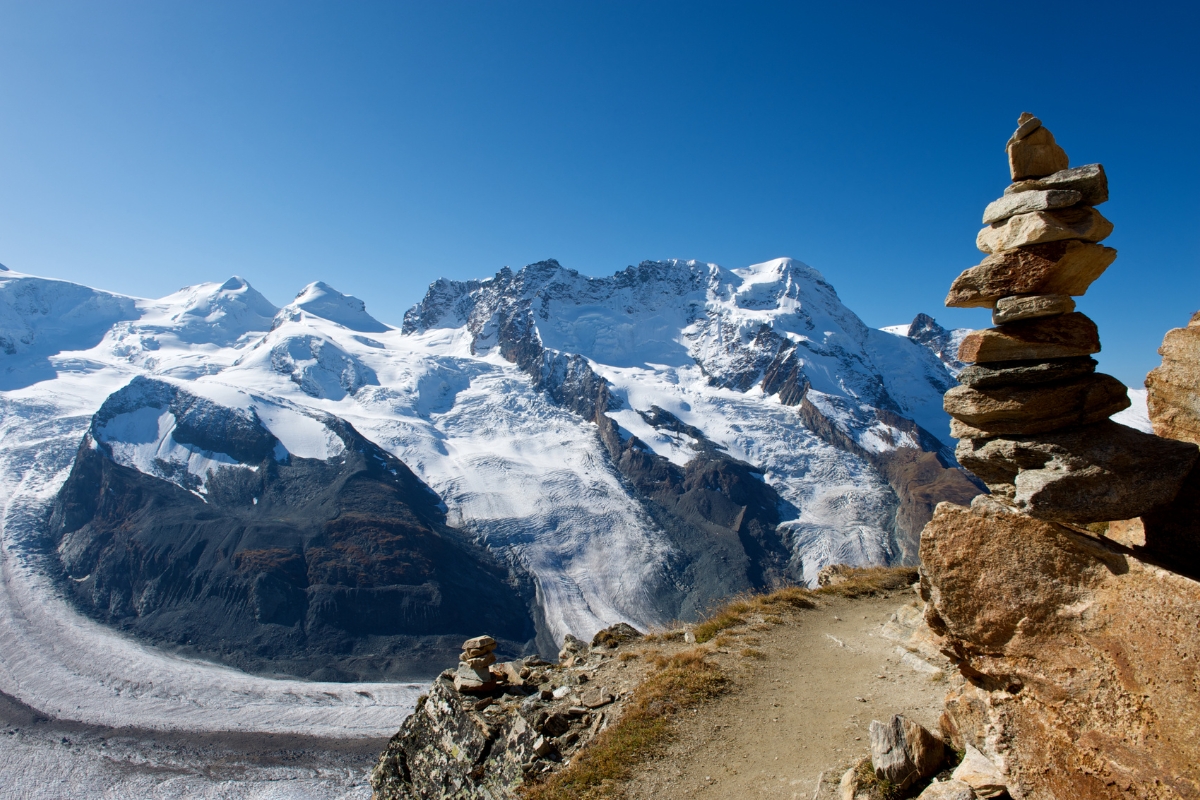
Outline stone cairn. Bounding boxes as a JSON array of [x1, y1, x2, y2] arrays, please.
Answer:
[[454, 634, 500, 693], [943, 113, 1198, 525]]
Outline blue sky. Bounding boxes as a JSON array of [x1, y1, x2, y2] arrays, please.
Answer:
[[0, 1, 1196, 386]]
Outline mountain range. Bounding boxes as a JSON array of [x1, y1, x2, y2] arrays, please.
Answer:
[[1, 257, 987, 680]]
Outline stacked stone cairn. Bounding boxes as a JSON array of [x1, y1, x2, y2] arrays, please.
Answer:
[[454, 634, 501, 693], [943, 113, 1199, 524]]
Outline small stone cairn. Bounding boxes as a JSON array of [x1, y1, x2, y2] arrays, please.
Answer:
[[943, 113, 1199, 524], [454, 634, 501, 693]]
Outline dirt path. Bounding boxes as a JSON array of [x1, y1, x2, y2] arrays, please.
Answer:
[[619, 590, 956, 800]]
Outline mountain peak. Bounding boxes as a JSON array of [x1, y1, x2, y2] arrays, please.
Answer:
[[280, 281, 389, 333]]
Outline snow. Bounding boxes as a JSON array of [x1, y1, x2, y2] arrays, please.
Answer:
[[1112, 387, 1153, 433]]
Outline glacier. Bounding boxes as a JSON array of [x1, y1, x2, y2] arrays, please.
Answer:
[[0, 256, 987, 797]]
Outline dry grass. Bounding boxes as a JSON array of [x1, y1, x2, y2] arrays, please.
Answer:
[[617, 651, 639, 662], [740, 648, 766, 659], [813, 566, 918, 598], [521, 648, 729, 800]]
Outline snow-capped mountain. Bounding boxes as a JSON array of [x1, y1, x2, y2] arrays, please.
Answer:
[[881, 313, 970, 376], [0, 257, 982, 692]]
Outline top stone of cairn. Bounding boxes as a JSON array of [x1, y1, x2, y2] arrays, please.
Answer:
[[1007, 112, 1069, 181]]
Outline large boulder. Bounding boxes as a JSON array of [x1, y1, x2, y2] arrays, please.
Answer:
[[954, 421, 1198, 523], [920, 497, 1200, 798], [945, 241, 1116, 308], [957, 313, 1100, 364]]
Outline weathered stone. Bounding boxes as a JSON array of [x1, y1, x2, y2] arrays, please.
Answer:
[[991, 293, 1074, 325], [957, 313, 1099, 364], [462, 635, 496, 652], [490, 660, 526, 686], [869, 714, 945, 791], [976, 206, 1112, 254], [943, 373, 1129, 436], [462, 652, 497, 669], [839, 758, 880, 800], [1146, 310, 1200, 445], [590, 622, 642, 649], [950, 746, 1006, 799], [915, 780, 977, 800], [1006, 123, 1068, 180], [453, 662, 498, 693], [581, 687, 614, 708], [982, 188, 1081, 225], [1008, 112, 1041, 142], [956, 356, 1096, 389], [920, 497, 1200, 798], [1005, 163, 1108, 206], [954, 421, 1198, 523], [945, 241, 1116, 308]]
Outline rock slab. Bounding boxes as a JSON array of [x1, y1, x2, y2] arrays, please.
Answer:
[[957, 312, 1100, 364], [946, 241, 1116, 308], [1006, 163, 1108, 206], [955, 421, 1198, 523], [991, 293, 1074, 325], [943, 373, 1129, 436], [976, 207, 1112, 254]]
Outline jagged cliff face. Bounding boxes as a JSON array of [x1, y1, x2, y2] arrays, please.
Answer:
[[1, 257, 980, 682]]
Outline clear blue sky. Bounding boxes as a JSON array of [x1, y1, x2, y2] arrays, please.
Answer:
[[1, 1, 1196, 386]]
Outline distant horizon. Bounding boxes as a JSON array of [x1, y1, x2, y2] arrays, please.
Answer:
[[2, 1, 1196, 387]]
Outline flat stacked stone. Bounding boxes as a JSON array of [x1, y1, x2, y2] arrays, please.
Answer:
[[943, 114, 1198, 522]]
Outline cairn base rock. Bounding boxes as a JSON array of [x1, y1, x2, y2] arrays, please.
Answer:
[[921, 497, 1200, 799]]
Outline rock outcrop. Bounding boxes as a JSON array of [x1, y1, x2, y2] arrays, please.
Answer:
[[944, 114, 1198, 525], [371, 626, 642, 800]]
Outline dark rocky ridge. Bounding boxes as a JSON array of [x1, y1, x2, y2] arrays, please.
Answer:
[[49, 377, 537, 681]]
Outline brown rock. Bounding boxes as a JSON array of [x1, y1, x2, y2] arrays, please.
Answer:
[[462, 635, 496, 652], [982, 188, 1081, 225], [462, 652, 497, 669], [915, 780, 977, 800], [976, 206, 1112, 254], [1005, 163, 1108, 206], [1006, 124, 1068, 180], [590, 622, 642, 649], [956, 356, 1096, 389], [991, 293, 1075, 325], [1145, 310, 1200, 445], [453, 662, 498, 694], [951, 747, 1006, 799], [957, 312, 1100, 364], [869, 714, 945, 791], [954, 421, 1197, 523], [581, 687, 614, 708], [920, 497, 1200, 798], [944, 373, 1129, 437], [945, 241, 1116, 308]]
